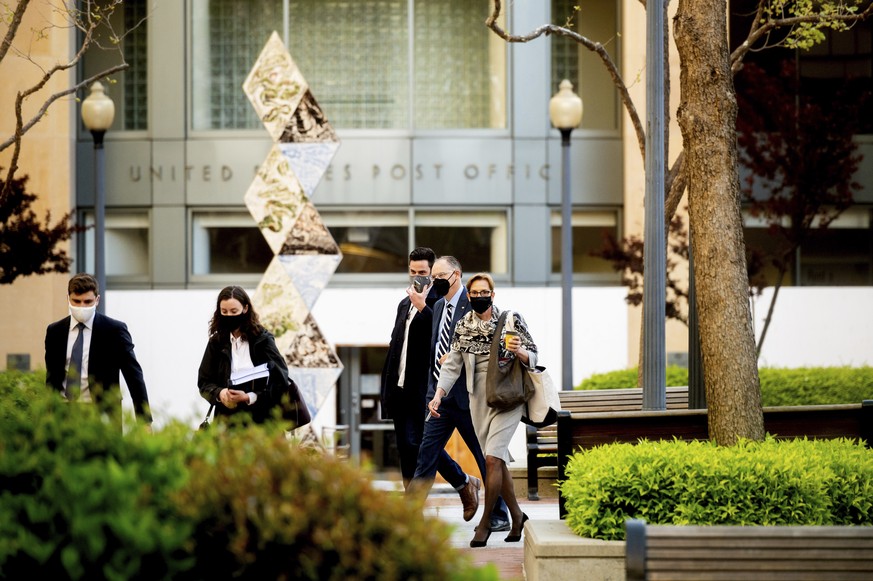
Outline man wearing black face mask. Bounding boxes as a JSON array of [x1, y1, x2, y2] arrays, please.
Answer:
[[381, 248, 472, 502], [408, 256, 510, 531]]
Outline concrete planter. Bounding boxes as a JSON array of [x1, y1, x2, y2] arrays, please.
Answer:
[[524, 520, 625, 581]]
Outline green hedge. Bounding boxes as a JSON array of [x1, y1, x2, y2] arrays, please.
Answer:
[[173, 429, 491, 581], [578, 366, 689, 391], [0, 371, 194, 579], [578, 365, 873, 405], [0, 372, 495, 580], [560, 438, 873, 541]]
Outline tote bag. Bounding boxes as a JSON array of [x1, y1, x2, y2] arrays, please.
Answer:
[[521, 366, 561, 428], [485, 310, 535, 411]]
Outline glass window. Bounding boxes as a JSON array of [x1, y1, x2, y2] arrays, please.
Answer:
[[82, 211, 150, 279], [322, 210, 508, 276], [191, 212, 273, 275], [800, 226, 873, 285], [745, 207, 873, 287], [415, 211, 508, 274], [191, 0, 504, 130], [743, 217, 796, 288], [287, 0, 410, 129], [81, 0, 149, 131], [191, 0, 283, 130], [551, 0, 620, 131], [550, 210, 620, 278], [413, 0, 506, 129], [323, 212, 409, 273]]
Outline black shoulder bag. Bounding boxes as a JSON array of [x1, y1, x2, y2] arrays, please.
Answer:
[[199, 403, 214, 431]]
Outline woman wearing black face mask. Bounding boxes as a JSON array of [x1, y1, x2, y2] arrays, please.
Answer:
[[197, 285, 309, 427], [428, 272, 538, 548]]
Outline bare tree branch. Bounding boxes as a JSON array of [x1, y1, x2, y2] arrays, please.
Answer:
[[731, 3, 873, 73], [0, 0, 132, 203], [487, 0, 871, 225], [1, 62, 128, 204], [486, 0, 647, 161], [0, 63, 128, 155], [0, 0, 31, 64]]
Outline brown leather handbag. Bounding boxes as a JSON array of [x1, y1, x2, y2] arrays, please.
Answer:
[[485, 310, 535, 411]]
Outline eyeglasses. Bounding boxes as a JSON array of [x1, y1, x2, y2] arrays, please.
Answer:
[[468, 290, 492, 298], [432, 271, 455, 280]]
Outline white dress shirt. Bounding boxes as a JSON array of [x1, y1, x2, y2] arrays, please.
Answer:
[[230, 333, 258, 404], [396, 304, 419, 387]]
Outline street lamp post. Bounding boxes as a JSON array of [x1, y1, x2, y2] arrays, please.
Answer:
[[549, 79, 583, 391], [81, 81, 115, 314]]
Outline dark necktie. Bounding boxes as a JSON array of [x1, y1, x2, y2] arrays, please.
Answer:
[[433, 303, 454, 381], [66, 322, 85, 400]]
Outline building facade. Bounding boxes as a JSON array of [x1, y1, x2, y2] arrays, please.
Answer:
[[2, 0, 871, 468]]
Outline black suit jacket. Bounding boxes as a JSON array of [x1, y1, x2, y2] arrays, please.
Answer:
[[45, 313, 151, 422], [197, 328, 307, 426], [380, 290, 437, 420], [427, 289, 471, 410]]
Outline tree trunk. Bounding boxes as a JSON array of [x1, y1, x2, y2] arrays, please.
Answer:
[[673, 0, 764, 444]]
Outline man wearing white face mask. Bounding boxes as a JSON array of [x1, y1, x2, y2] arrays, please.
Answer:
[[44, 273, 152, 423]]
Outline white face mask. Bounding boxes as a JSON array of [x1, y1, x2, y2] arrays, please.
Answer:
[[70, 304, 97, 324]]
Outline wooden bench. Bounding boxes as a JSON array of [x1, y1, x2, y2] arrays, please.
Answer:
[[525, 386, 689, 500], [625, 518, 873, 580], [556, 400, 873, 517]]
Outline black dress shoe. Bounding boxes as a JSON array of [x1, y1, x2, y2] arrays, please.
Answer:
[[470, 527, 492, 548], [490, 519, 511, 532], [504, 513, 529, 542]]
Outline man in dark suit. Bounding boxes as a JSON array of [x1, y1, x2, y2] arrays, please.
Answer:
[[44, 273, 152, 423], [380, 248, 477, 517], [410, 256, 510, 530]]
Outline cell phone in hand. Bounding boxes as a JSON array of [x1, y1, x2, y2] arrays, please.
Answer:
[[412, 275, 431, 293]]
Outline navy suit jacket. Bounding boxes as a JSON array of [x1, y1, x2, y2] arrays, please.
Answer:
[[427, 288, 471, 410], [380, 290, 437, 420], [45, 313, 151, 422]]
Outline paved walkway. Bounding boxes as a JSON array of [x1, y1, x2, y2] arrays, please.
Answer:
[[423, 486, 560, 581]]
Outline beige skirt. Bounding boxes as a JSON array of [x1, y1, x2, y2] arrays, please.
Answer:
[[469, 354, 522, 464]]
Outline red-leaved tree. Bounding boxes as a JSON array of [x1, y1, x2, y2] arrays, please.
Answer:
[[0, 172, 82, 284], [736, 59, 866, 354]]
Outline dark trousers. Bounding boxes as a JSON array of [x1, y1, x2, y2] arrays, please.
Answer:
[[391, 386, 465, 488], [412, 400, 509, 521]]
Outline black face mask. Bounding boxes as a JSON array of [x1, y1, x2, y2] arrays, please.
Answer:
[[470, 296, 492, 314], [219, 313, 246, 334], [432, 276, 452, 298]]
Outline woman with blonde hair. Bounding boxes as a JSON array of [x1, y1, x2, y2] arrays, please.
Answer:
[[428, 272, 537, 547]]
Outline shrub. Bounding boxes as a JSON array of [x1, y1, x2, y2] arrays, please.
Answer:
[[173, 426, 492, 581], [578, 365, 873, 405], [578, 366, 688, 390], [560, 438, 873, 541], [757, 366, 873, 405], [0, 372, 195, 579], [0, 372, 494, 580]]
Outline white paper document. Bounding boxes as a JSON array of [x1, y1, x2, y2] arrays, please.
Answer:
[[231, 362, 269, 385]]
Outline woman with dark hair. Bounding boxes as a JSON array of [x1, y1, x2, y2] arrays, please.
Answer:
[[198, 286, 308, 426]]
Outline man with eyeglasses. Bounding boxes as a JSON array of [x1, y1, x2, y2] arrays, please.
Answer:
[[380, 248, 477, 517], [409, 256, 510, 531]]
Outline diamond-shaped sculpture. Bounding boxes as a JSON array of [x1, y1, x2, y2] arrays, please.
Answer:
[[243, 145, 308, 254], [243, 32, 342, 425], [243, 34, 309, 143]]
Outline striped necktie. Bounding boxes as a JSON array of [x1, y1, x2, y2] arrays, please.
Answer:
[[433, 303, 454, 381], [66, 322, 85, 400]]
